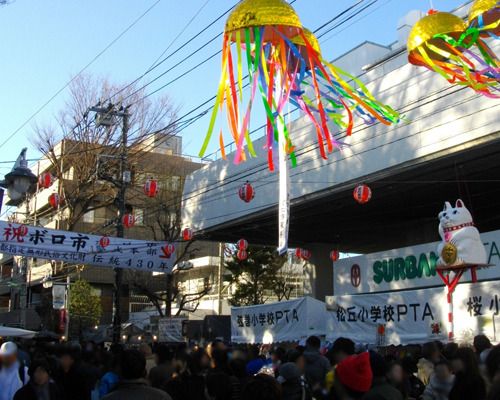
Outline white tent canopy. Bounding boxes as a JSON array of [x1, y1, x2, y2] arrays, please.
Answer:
[[0, 326, 36, 339], [231, 297, 329, 344]]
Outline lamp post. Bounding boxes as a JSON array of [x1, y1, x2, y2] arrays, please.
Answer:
[[0, 148, 37, 328]]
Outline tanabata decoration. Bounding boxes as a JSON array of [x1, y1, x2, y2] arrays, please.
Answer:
[[122, 214, 135, 229], [435, 199, 492, 340], [48, 193, 62, 209], [353, 184, 372, 204], [144, 179, 159, 198], [198, 0, 399, 254], [38, 172, 54, 189], [408, 10, 499, 98], [468, 0, 500, 38]]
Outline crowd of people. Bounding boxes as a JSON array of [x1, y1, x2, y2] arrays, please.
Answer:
[[1, 334, 500, 400]]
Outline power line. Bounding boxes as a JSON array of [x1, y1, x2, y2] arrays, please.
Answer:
[[0, 0, 162, 151]]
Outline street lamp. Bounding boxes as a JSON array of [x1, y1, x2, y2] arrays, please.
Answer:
[[0, 148, 37, 209]]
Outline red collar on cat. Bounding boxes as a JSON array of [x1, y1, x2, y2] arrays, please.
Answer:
[[443, 222, 475, 233]]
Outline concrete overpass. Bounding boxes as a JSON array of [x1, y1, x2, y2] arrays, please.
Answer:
[[182, 9, 500, 300]]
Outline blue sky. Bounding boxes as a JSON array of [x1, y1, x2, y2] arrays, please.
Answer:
[[0, 0, 466, 170]]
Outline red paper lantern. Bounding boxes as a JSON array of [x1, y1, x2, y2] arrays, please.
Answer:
[[182, 228, 193, 241], [237, 238, 248, 250], [237, 249, 248, 261], [48, 193, 61, 209], [301, 249, 312, 261], [353, 184, 372, 204], [99, 236, 110, 249], [122, 214, 135, 228], [38, 172, 54, 189], [144, 179, 159, 198], [238, 181, 255, 203], [294, 248, 302, 259], [330, 250, 340, 262]]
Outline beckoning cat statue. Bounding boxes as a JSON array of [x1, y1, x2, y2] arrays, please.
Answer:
[[437, 199, 487, 268]]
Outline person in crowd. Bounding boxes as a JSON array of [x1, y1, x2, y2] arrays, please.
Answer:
[[102, 349, 171, 400], [278, 362, 310, 400], [246, 345, 266, 376], [163, 350, 206, 400], [421, 360, 455, 400], [386, 360, 407, 398], [139, 343, 156, 374], [325, 338, 356, 393], [330, 352, 372, 400], [475, 334, 493, 364], [417, 342, 441, 385], [364, 351, 403, 400], [485, 345, 500, 400], [303, 336, 330, 391], [442, 342, 458, 362], [205, 371, 234, 400], [0, 342, 30, 400], [449, 346, 486, 400], [242, 374, 281, 400], [98, 352, 120, 398], [57, 346, 92, 400], [13, 359, 63, 400], [271, 347, 286, 372], [149, 344, 174, 389], [400, 356, 425, 400]]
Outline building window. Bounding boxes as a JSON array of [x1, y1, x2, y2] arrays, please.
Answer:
[[83, 210, 95, 223]]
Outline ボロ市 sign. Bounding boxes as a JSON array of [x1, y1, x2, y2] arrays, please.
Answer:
[[0, 221, 176, 273], [334, 228, 500, 295]]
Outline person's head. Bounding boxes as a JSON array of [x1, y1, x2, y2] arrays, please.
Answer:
[[173, 351, 189, 374], [401, 356, 417, 377], [211, 347, 228, 370], [486, 345, 500, 381], [386, 361, 404, 385], [229, 357, 247, 379], [443, 342, 459, 361], [206, 371, 233, 400], [139, 343, 152, 358], [191, 348, 210, 372], [287, 350, 305, 373], [277, 362, 302, 385], [305, 336, 321, 351], [0, 342, 18, 367], [329, 338, 355, 365], [474, 335, 492, 356], [369, 351, 388, 379], [271, 347, 286, 365], [333, 352, 373, 400], [120, 349, 146, 380], [154, 344, 174, 366], [59, 348, 76, 373], [422, 341, 441, 363], [29, 359, 51, 386], [450, 347, 479, 375], [242, 374, 281, 400], [434, 360, 453, 382]]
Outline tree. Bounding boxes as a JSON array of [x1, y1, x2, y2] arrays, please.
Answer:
[[69, 279, 102, 338], [225, 246, 287, 306], [33, 73, 178, 231]]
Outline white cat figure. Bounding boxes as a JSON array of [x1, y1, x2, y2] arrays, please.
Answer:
[[437, 199, 487, 268]]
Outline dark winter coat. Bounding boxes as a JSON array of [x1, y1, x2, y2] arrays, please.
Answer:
[[14, 382, 63, 400]]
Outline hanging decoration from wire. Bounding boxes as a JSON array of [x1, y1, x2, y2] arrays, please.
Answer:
[[407, 7, 499, 98], [198, 0, 400, 170]]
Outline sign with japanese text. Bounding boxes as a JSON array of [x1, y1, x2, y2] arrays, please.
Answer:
[[326, 287, 448, 345], [231, 297, 328, 344], [334, 228, 500, 295], [0, 221, 176, 273], [158, 317, 186, 343]]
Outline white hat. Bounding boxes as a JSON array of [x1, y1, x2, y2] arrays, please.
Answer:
[[0, 342, 18, 356]]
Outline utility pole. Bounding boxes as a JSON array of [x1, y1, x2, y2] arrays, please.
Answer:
[[91, 104, 130, 344], [218, 243, 224, 315]]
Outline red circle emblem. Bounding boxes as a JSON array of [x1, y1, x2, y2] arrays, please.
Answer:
[[350, 264, 361, 287]]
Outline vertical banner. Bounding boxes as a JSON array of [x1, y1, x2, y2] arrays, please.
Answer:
[[277, 117, 290, 255], [52, 283, 66, 310]]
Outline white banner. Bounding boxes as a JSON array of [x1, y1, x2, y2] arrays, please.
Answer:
[[277, 121, 290, 255], [52, 283, 66, 310], [326, 287, 448, 345], [158, 317, 185, 343], [334, 228, 500, 295], [0, 221, 176, 272], [231, 297, 328, 344]]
